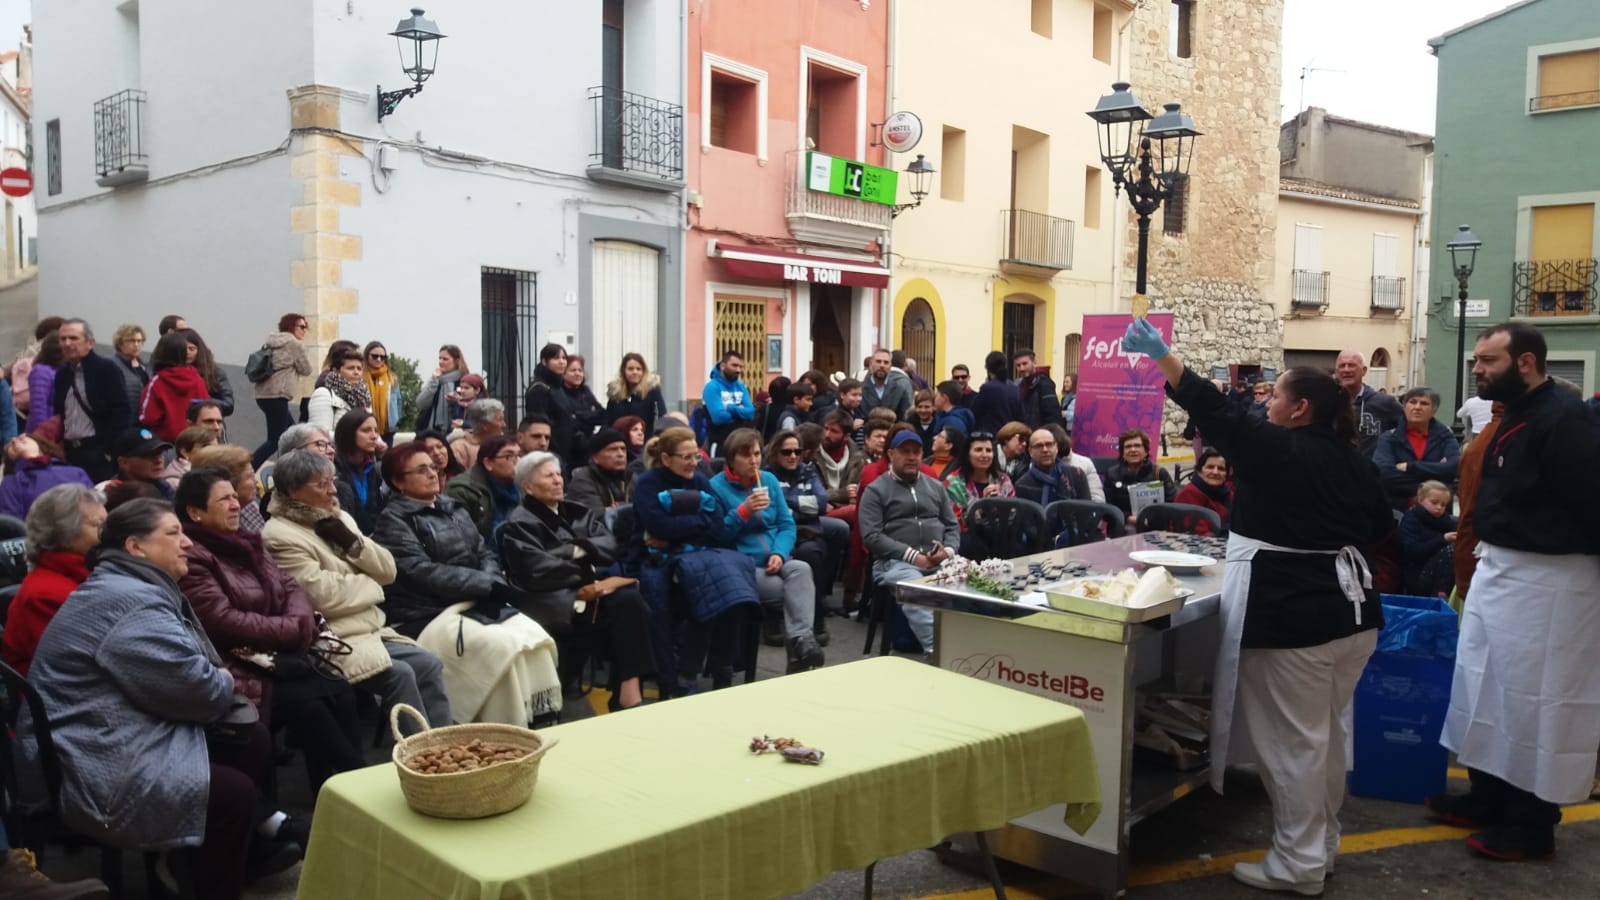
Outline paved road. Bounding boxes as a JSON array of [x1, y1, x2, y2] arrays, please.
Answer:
[[42, 610, 1600, 899]]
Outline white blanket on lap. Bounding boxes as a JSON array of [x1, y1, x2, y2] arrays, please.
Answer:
[[417, 602, 562, 726]]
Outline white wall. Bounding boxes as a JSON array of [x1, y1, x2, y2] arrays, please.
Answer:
[[0, 93, 34, 268]]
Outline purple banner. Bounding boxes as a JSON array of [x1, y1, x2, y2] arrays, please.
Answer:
[[1072, 312, 1175, 458]]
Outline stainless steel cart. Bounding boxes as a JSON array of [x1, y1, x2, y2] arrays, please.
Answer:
[[896, 532, 1225, 899]]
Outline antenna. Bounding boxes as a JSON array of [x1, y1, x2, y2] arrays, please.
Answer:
[[1298, 59, 1347, 113]]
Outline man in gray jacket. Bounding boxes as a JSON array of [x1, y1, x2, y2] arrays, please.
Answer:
[[859, 430, 960, 654], [858, 348, 914, 421]]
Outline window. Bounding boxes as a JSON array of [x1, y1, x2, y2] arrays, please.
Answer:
[[480, 267, 537, 420], [1170, 0, 1193, 59], [1292, 223, 1327, 306], [804, 61, 860, 159], [1533, 48, 1600, 111], [1001, 301, 1037, 366], [1092, 6, 1113, 64], [702, 55, 767, 159], [1162, 174, 1188, 234], [1083, 166, 1103, 229], [940, 126, 966, 201], [45, 119, 61, 196], [1522, 203, 1596, 316], [1031, 0, 1052, 38]]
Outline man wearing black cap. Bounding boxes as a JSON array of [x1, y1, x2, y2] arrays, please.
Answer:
[[110, 428, 176, 500], [568, 427, 632, 510], [859, 429, 960, 656]]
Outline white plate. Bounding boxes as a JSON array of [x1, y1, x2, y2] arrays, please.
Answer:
[[1127, 550, 1216, 573]]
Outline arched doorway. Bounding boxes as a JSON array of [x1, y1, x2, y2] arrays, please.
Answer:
[[901, 298, 937, 378], [1062, 333, 1082, 379], [1367, 347, 1391, 393]]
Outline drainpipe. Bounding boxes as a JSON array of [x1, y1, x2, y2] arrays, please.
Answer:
[[880, 0, 898, 354]]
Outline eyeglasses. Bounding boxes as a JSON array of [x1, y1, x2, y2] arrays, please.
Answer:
[[301, 439, 333, 451], [491, 451, 520, 461], [777, 448, 800, 457], [293, 322, 308, 331], [953, 374, 969, 381], [368, 353, 388, 362], [310, 477, 336, 491], [402, 464, 441, 477], [1254, 389, 1269, 396]]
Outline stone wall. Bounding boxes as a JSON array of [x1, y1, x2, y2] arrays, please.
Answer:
[[1123, 0, 1286, 444]]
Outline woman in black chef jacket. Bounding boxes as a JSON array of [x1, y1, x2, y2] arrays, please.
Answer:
[[1123, 318, 1393, 897]]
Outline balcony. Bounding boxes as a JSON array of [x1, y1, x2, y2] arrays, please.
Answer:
[[1529, 89, 1600, 112], [1291, 269, 1330, 307], [784, 150, 891, 247], [586, 86, 684, 191], [999, 209, 1074, 277], [94, 89, 147, 188], [1513, 258, 1597, 317], [1370, 275, 1406, 311]]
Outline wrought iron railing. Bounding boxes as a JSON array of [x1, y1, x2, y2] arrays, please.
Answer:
[[94, 89, 147, 180], [1529, 90, 1600, 112], [588, 86, 683, 181], [1291, 269, 1330, 306], [784, 151, 892, 232], [1000, 209, 1074, 270], [1370, 275, 1406, 310], [1513, 258, 1597, 317]]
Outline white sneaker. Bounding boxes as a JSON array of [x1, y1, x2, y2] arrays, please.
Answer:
[[1231, 862, 1324, 896]]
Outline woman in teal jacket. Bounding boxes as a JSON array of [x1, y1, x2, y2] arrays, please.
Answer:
[[707, 427, 823, 674]]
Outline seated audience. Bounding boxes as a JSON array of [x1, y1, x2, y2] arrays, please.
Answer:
[[450, 398, 507, 471], [1014, 427, 1093, 507], [1, 484, 105, 675], [109, 427, 176, 500], [567, 427, 633, 509], [1374, 387, 1460, 511], [928, 425, 961, 476], [943, 431, 1016, 556], [612, 415, 647, 467], [163, 425, 222, 488], [28, 498, 300, 900], [1398, 480, 1458, 597], [932, 381, 975, 435], [372, 442, 561, 726], [515, 413, 554, 456], [263, 450, 452, 734], [445, 433, 522, 539], [765, 429, 847, 646], [1047, 424, 1108, 504], [1173, 448, 1233, 534], [498, 451, 656, 711], [177, 466, 366, 792], [996, 421, 1032, 482], [414, 427, 465, 491], [1101, 428, 1177, 525], [190, 443, 265, 533], [859, 430, 960, 655], [0, 434, 94, 519], [187, 398, 227, 438], [333, 410, 386, 533], [707, 428, 824, 674]]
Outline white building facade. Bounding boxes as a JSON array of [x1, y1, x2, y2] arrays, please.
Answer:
[[1, 44, 34, 280], [32, 0, 685, 416]]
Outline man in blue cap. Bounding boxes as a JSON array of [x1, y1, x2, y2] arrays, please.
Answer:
[[110, 428, 176, 500], [858, 428, 960, 656]]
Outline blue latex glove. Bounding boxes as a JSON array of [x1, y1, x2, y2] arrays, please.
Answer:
[[1122, 317, 1169, 360]]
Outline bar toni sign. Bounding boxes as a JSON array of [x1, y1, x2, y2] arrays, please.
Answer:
[[806, 152, 898, 206]]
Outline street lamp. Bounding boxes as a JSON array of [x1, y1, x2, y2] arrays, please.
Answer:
[[892, 154, 936, 218], [378, 8, 446, 122], [1445, 223, 1482, 436], [1086, 83, 1202, 302]]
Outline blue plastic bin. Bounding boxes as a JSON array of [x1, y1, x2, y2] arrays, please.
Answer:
[[1349, 594, 1459, 804]]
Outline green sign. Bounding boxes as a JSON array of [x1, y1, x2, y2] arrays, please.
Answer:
[[806, 152, 898, 206]]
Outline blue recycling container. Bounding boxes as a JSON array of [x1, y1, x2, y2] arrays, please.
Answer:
[[1349, 594, 1459, 804]]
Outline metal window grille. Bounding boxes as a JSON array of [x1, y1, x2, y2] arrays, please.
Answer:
[[1162, 175, 1188, 234], [480, 267, 538, 421], [93, 89, 147, 179], [1513, 258, 1597, 317], [589, 87, 684, 181], [1370, 275, 1406, 310], [712, 297, 767, 381], [45, 119, 61, 196], [900, 299, 936, 379], [1001, 302, 1036, 367], [1291, 269, 1330, 306]]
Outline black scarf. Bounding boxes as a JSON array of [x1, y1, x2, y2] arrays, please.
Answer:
[[1186, 471, 1232, 506]]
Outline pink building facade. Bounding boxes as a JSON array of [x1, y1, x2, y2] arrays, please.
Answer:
[[684, 0, 891, 394]]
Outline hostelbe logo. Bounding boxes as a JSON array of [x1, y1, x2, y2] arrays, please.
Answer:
[[949, 652, 1106, 708]]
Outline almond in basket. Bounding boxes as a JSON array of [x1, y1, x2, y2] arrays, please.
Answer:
[[405, 739, 530, 775]]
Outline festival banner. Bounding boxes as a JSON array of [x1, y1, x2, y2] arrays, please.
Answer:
[[1072, 312, 1175, 458]]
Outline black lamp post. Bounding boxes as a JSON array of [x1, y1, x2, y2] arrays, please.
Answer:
[[1086, 83, 1202, 301], [1445, 223, 1482, 437], [378, 8, 446, 122], [892, 154, 936, 218]]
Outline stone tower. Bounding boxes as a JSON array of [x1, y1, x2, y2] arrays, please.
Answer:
[[1124, 0, 1286, 436]]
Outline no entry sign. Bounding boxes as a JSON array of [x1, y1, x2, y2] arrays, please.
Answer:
[[0, 168, 31, 198]]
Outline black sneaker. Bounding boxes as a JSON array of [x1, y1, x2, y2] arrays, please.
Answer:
[[275, 816, 312, 855], [761, 614, 787, 647], [1424, 792, 1503, 829], [1466, 826, 1555, 861], [813, 623, 831, 647], [246, 836, 302, 881], [785, 635, 825, 674]]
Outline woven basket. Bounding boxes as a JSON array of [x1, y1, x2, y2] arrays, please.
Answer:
[[389, 704, 558, 819]]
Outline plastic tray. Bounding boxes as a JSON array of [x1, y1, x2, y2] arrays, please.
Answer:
[[1040, 581, 1193, 623]]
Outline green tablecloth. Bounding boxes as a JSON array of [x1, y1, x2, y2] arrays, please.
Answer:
[[295, 656, 1099, 900]]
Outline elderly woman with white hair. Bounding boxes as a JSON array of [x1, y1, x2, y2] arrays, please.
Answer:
[[498, 450, 655, 711], [262, 450, 452, 733], [0, 484, 106, 676], [449, 398, 507, 471]]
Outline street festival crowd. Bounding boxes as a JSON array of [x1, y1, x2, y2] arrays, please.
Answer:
[[0, 310, 1595, 898]]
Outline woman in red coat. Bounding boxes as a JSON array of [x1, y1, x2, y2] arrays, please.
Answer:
[[139, 331, 210, 443], [0, 484, 105, 675], [175, 465, 365, 791], [1173, 448, 1233, 534]]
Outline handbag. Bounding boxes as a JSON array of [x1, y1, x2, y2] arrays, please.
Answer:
[[205, 693, 261, 747], [245, 344, 275, 384]]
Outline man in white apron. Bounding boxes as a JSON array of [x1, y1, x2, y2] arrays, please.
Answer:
[[1431, 323, 1600, 861]]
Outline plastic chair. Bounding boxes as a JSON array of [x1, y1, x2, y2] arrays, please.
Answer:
[[0, 661, 196, 899], [964, 497, 1050, 558], [0, 515, 24, 540], [0, 583, 19, 626], [604, 503, 636, 549], [860, 581, 896, 657], [1135, 502, 1223, 537], [1044, 500, 1128, 547]]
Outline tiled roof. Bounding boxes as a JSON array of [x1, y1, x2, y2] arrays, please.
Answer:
[[1279, 177, 1421, 210]]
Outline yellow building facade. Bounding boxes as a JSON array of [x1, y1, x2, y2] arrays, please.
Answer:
[[887, 0, 1136, 384]]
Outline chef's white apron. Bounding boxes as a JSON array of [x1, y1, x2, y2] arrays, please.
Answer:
[[1210, 531, 1374, 793], [1442, 542, 1600, 805]]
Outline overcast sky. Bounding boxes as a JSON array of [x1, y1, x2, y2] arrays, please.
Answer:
[[1278, 0, 1524, 134], [0, 0, 1524, 138]]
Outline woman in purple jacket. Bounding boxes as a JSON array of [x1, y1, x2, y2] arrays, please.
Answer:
[[0, 434, 94, 519]]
